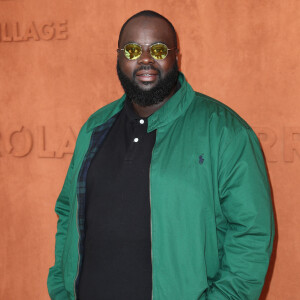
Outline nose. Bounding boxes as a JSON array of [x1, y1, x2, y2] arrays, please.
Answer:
[[137, 46, 155, 65]]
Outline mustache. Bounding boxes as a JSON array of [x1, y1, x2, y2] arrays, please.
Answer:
[[133, 65, 161, 78]]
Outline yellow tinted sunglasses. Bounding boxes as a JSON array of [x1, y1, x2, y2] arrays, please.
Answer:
[[118, 42, 176, 60]]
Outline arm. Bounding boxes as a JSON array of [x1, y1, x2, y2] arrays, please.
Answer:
[[47, 155, 75, 300], [207, 128, 275, 300]]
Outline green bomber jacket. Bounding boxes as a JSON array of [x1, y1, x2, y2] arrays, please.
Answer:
[[47, 72, 274, 300]]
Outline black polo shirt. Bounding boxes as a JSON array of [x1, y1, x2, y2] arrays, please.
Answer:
[[78, 99, 155, 300]]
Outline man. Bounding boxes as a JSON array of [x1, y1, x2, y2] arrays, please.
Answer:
[[48, 10, 274, 300]]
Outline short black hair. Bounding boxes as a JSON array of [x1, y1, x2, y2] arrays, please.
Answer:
[[118, 10, 177, 48]]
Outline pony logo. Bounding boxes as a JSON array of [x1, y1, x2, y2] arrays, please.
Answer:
[[199, 154, 204, 165]]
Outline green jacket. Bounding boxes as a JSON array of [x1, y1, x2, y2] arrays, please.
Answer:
[[48, 73, 274, 300]]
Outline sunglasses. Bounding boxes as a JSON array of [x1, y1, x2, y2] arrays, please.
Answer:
[[118, 42, 176, 60]]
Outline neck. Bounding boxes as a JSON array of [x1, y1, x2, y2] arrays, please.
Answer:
[[132, 83, 178, 118]]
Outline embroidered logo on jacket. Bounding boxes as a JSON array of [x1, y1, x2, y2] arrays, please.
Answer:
[[199, 154, 204, 164]]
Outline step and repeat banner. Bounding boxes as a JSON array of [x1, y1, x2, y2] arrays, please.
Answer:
[[0, 0, 299, 299]]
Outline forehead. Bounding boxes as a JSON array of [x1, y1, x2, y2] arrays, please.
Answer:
[[119, 16, 175, 47]]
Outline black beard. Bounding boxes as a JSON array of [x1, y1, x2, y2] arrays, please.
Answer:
[[116, 60, 178, 107]]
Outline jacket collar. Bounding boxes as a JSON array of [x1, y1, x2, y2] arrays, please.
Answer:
[[147, 72, 195, 132], [86, 72, 195, 133]]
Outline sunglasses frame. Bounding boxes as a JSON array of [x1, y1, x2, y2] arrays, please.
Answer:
[[118, 42, 177, 60]]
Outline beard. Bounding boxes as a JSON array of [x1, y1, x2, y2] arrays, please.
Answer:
[[116, 60, 179, 107]]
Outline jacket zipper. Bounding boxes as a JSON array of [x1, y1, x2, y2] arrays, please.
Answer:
[[74, 194, 80, 300], [149, 160, 153, 300]]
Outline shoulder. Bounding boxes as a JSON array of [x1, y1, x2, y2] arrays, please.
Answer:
[[81, 95, 125, 133], [73, 95, 126, 157], [187, 91, 259, 150], [193, 92, 251, 130], [85, 96, 126, 131]]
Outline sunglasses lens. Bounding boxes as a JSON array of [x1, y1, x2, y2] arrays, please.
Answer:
[[150, 43, 168, 60], [124, 43, 142, 60]]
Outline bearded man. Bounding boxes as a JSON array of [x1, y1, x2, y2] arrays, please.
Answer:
[[48, 10, 274, 300]]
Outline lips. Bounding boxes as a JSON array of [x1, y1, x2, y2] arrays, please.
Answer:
[[136, 69, 158, 76], [135, 70, 158, 82]]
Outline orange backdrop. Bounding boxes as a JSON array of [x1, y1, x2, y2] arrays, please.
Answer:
[[0, 0, 299, 299]]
